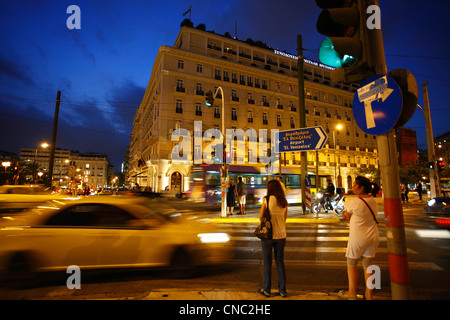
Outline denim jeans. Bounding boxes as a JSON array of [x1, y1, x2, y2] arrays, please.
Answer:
[[261, 238, 286, 294]]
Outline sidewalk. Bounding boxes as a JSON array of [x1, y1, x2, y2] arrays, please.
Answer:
[[139, 288, 377, 300]]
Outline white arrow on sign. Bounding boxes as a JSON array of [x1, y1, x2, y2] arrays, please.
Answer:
[[315, 127, 326, 149], [357, 75, 393, 129]]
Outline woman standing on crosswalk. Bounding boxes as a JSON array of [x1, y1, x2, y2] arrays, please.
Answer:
[[258, 179, 288, 298], [340, 176, 380, 300]]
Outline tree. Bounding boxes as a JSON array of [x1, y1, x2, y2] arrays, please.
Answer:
[[196, 23, 206, 31], [180, 18, 193, 28], [398, 163, 428, 185]]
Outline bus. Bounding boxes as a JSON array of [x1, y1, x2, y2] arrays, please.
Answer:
[[187, 164, 331, 205]]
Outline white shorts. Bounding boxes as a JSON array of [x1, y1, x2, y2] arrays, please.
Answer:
[[238, 195, 246, 205]]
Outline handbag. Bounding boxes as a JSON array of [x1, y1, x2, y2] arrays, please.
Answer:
[[254, 196, 273, 239], [359, 197, 379, 224]]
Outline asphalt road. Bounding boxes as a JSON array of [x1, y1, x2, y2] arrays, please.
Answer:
[[0, 195, 448, 300]]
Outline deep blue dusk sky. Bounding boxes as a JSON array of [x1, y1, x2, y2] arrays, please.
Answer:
[[1, 0, 449, 170]]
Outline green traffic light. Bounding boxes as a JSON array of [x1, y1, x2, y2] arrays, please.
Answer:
[[319, 37, 356, 68]]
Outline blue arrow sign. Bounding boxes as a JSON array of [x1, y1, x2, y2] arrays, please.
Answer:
[[276, 126, 328, 153], [353, 74, 403, 135]]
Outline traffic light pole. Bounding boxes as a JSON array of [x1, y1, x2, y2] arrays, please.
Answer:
[[297, 35, 307, 214], [367, 0, 411, 299]]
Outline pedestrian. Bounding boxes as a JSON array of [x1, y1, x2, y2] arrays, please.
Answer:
[[258, 179, 288, 298], [416, 181, 423, 200], [338, 176, 379, 300], [401, 183, 405, 204], [371, 182, 380, 197], [404, 184, 409, 202], [236, 176, 246, 214], [225, 178, 237, 216], [71, 180, 78, 197]]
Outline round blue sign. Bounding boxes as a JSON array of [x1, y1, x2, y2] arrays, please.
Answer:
[[352, 74, 403, 135]]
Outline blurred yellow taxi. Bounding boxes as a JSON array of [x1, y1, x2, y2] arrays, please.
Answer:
[[0, 196, 232, 282]]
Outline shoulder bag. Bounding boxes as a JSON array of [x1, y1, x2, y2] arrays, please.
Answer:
[[359, 197, 378, 224], [254, 196, 273, 239]]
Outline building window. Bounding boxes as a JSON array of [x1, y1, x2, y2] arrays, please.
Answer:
[[239, 75, 245, 85], [214, 105, 220, 118], [248, 110, 253, 123], [290, 117, 295, 128], [196, 83, 204, 95], [231, 108, 237, 121], [277, 115, 282, 127], [176, 79, 185, 92], [232, 90, 239, 102], [178, 60, 184, 69], [232, 73, 237, 83], [176, 100, 183, 113], [215, 69, 221, 80], [263, 113, 268, 125], [197, 64, 203, 73], [195, 103, 202, 116]]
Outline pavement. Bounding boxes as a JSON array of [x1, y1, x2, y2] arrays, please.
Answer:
[[132, 194, 422, 301]]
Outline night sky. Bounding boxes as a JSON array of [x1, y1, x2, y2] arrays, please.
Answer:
[[1, 0, 449, 170]]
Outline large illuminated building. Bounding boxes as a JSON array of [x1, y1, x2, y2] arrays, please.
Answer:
[[126, 25, 379, 196]]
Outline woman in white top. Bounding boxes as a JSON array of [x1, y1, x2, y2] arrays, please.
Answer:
[[340, 176, 379, 300], [258, 179, 288, 298]]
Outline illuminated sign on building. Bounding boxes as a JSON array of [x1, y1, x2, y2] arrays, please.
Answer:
[[273, 49, 335, 70]]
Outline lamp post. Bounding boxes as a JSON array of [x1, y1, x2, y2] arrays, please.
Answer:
[[34, 142, 49, 183], [332, 124, 342, 188], [206, 86, 227, 218]]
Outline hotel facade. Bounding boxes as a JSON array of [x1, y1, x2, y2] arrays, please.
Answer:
[[126, 26, 379, 195]]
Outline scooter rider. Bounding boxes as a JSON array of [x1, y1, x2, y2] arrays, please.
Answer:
[[323, 181, 335, 211]]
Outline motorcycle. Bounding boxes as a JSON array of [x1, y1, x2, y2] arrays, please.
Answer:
[[311, 188, 346, 214]]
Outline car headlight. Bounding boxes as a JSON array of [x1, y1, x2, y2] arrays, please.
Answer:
[[427, 199, 436, 207], [197, 233, 230, 243]]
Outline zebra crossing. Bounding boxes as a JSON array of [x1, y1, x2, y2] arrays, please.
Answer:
[[216, 221, 444, 271]]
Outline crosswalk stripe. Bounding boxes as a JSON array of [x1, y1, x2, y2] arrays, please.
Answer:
[[229, 259, 444, 271], [234, 246, 417, 254], [231, 236, 387, 242]]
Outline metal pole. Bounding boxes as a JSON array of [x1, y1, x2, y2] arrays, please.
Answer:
[[367, 0, 411, 299], [297, 34, 307, 214], [422, 82, 440, 197], [214, 87, 227, 218], [47, 90, 61, 188]]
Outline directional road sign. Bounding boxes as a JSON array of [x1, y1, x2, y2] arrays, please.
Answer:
[[353, 74, 403, 135], [276, 126, 327, 153]]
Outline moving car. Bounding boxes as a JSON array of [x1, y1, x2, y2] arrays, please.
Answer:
[[0, 196, 232, 283], [425, 196, 450, 228], [0, 185, 66, 216]]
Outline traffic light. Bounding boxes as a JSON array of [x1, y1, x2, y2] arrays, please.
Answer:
[[205, 90, 214, 107], [316, 0, 373, 83], [427, 162, 434, 169], [437, 160, 445, 173]]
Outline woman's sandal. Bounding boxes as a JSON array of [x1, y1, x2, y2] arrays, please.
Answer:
[[328, 289, 357, 300]]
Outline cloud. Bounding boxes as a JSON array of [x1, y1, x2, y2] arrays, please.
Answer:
[[0, 53, 34, 87]]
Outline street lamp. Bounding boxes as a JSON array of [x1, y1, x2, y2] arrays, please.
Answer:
[[333, 124, 343, 188], [34, 142, 49, 183]]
